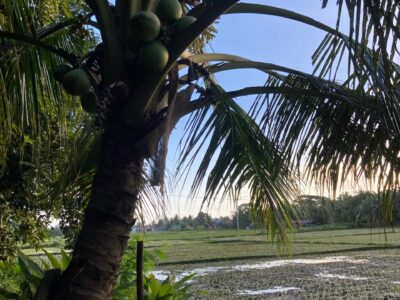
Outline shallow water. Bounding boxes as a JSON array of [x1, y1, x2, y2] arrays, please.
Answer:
[[152, 255, 369, 281], [237, 286, 302, 295], [315, 272, 368, 281]]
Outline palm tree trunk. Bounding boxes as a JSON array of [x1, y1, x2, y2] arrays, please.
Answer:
[[51, 121, 147, 300]]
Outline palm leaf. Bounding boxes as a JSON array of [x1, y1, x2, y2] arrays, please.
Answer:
[[0, 0, 94, 177], [177, 79, 298, 243], [182, 49, 399, 197]]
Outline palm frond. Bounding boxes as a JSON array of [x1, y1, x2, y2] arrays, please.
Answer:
[[177, 80, 298, 243], [0, 0, 94, 176], [184, 47, 399, 198], [322, 0, 399, 64], [249, 73, 399, 198], [225, 3, 337, 34]]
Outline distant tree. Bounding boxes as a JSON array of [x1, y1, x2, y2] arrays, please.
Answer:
[[195, 212, 212, 229], [180, 215, 195, 230], [354, 194, 380, 227], [234, 204, 253, 229], [294, 195, 334, 225], [395, 194, 400, 225], [215, 216, 233, 229], [334, 192, 374, 225]]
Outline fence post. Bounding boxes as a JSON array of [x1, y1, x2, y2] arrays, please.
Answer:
[[137, 240, 144, 300]]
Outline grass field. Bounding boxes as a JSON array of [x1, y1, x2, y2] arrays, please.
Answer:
[[23, 227, 400, 299], [143, 228, 400, 299]]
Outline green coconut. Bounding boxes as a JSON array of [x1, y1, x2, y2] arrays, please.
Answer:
[[156, 0, 183, 24], [54, 63, 73, 82], [80, 91, 98, 113], [130, 11, 161, 42], [174, 16, 197, 34], [62, 69, 91, 96], [139, 41, 169, 72]]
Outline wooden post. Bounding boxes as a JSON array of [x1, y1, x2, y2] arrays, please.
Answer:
[[136, 240, 144, 300]]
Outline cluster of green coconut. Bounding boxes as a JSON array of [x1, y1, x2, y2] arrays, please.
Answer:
[[53, 0, 196, 114], [53, 63, 97, 113], [132, 0, 197, 72]]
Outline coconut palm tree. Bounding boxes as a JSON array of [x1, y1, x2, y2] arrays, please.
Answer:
[[1, 0, 399, 299]]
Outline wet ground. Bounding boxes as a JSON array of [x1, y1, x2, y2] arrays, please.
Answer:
[[154, 249, 400, 299]]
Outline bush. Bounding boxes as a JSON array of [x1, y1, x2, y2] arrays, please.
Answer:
[[0, 237, 195, 300], [113, 236, 195, 299]]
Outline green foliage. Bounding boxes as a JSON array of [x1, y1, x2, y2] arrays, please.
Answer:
[[178, 92, 297, 243], [0, 205, 48, 263], [194, 212, 212, 229], [0, 238, 193, 300], [0, 250, 70, 300], [235, 204, 253, 229], [144, 274, 195, 300], [113, 236, 194, 300], [294, 195, 335, 225], [0, 0, 96, 260], [293, 191, 400, 228], [113, 236, 164, 299]]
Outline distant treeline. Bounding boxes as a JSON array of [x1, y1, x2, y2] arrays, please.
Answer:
[[147, 205, 254, 231], [145, 191, 400, 231], [292, 191, 400, 227]]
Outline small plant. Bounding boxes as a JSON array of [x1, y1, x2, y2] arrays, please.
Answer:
[[0, 237, 195, 300], [144, 273, 195, 300], [0, 250, 70, 300], [113, 236, 196, 300]]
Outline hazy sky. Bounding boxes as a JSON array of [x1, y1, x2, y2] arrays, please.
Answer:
[[157, 1, 357, 220]]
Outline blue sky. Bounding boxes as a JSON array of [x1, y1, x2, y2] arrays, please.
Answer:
[[156, 1, 354, 220]]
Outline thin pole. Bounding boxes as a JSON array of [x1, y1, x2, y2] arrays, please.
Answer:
[[178, 194, 181, 231], [136, 240, 144, 300], [236, 202, 240, 231]]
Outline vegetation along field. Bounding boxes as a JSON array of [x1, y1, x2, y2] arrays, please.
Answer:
[[137, 228, 400, 299]]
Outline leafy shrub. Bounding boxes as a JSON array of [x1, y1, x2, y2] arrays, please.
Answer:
[[113, 236, 195, 300], [0, 250, 70, 299], [0, 237, 195, 300], [143, 274, 195, 300]]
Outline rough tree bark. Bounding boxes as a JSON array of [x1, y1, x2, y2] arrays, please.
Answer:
[[51, 112, 150, 299]]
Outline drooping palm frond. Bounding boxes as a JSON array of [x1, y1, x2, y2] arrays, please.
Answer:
[[175, 25, 399, 230], [226, 2, 399, 71], [313, 33, 400, 137], [176, 77, 298, 242], [313, 1, 400, 142], [308, 1, 400, 221], [252, 72, 399, 198], [221, 1, 400, 150], [0, 0, 94, 175], [0, 0, 96, 254], [172, 48, 388, 240], [321, 0, 399, 63], [202, 3, 400, 196]]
